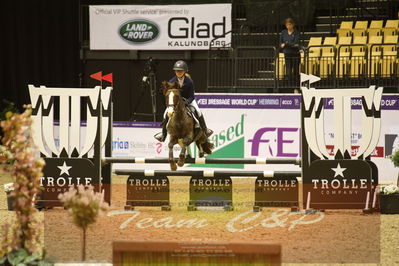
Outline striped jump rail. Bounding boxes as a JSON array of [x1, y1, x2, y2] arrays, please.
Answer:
[[114, 169, 302, 178], [104, 157, 301, 165]]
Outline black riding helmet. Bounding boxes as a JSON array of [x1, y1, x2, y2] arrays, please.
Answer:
[[173, 60, 188, 71]]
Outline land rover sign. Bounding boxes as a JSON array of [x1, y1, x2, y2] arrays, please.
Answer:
[[119, 20, 159, 43], [89, 4, 232, 50]]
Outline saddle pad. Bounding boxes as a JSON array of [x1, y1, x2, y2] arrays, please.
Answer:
[[187, 107, 200, 126]]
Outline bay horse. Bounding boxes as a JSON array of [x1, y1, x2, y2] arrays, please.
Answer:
[[162, 81, 213, 171]]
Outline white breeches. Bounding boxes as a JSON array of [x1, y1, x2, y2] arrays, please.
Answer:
[[190, 99, 202, 117]]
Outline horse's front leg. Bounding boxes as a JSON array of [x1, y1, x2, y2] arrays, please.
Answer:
[[168, 138, 177, 171], [178, 137, 193, 167]]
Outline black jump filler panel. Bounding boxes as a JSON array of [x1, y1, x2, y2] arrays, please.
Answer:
[[188, 175, 233, 211], [303, 159, 374, 210], [125, 174, 171, 211], [254, 175, 299, 212], [39, 157, 100, 208]]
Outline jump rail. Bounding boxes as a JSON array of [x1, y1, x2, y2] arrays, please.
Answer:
[[104, 157, 301, 165], [114, 169, 301, 178]]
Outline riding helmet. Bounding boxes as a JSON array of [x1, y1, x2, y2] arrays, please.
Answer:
[[173, 60, 188, 71]]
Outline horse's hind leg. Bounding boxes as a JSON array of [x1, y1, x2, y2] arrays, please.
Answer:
[[196, 140, 204, 158], [168, 139, 177, 171]]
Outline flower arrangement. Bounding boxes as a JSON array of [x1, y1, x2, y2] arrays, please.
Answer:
[[3, 183, 14, 194], [380, 184, 399, 195], [0, 105, 52, 264], [58, 185, 109, 261], [382, 149, 399, 195]]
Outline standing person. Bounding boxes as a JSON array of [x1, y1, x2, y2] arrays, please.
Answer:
[[279, 18, 301, 83], [154, 60, 213, 142]]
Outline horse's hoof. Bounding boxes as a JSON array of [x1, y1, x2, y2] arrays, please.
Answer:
[[177, 160, 184, 167], [170, 164, 177, 171], [199, 152, 204, 158]]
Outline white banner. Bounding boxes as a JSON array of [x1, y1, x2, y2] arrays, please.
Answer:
[[89, 4, 231, 50]]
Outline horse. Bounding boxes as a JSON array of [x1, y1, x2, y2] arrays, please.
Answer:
[[162, 81, 213, 171]]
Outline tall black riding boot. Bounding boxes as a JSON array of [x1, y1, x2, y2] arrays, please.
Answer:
[[198, 115, 213, 137], [154, 117, 169, 142]]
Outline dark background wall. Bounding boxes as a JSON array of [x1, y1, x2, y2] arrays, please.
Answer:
[[0, 0, 213, 121], [1, 0, 80, 113], [83, 59, 208, 121]]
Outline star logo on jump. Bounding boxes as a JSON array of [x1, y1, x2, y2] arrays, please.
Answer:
[[331, 163, 346, 178], [57, 161, 72, 176]]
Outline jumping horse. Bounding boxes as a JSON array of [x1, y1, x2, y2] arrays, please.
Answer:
[[162, 81, 213, 171]]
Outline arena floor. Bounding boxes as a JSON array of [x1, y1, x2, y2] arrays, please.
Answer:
[[1, 171, 398, 265]]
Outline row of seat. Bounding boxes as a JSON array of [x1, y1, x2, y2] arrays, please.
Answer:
[[340, 20, 399, 29], [277, 51, 398, 78], [308, 35, 398, 57], [337, 19, 399, 38], [299, 20, 399, 78]]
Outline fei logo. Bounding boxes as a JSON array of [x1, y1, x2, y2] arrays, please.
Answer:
[[248, 127, 299, 157]]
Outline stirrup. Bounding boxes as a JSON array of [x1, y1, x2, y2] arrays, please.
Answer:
[[205, 128, 213, 137], [154, 132, 165, 142]]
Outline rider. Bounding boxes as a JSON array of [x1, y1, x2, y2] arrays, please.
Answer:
[[154, 60, 213, 142]]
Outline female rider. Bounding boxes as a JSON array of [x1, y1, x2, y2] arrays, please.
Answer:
[[154, 60, 213, 142]]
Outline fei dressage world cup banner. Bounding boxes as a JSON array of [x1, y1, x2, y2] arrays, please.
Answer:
[[89, 4, 231, 50]]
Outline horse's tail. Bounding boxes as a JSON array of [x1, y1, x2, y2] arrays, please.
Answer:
[[202, 141, 214, 154]]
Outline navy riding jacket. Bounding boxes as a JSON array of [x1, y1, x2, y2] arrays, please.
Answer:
[[279, 29, 300, 55], [169, 76, 195, 103]]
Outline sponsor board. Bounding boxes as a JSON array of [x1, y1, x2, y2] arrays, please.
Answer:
[[89, 4, 231, 50]]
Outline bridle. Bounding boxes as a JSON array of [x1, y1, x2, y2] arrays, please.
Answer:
[[166, 89, 181, 117]]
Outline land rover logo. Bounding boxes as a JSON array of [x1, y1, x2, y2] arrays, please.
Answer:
[[119, 20, 159, 43]]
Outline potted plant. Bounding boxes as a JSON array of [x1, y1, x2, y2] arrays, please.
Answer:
[[3, 183, 15, 211], [380, 149, 399, 214], [58, 185, 109, 262]]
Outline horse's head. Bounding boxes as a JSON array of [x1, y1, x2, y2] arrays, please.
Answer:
[[162, 81, 182, 118]]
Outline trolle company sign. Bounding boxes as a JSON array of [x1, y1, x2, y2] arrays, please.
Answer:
[[300, 73, 382, 210], [89, 4, 232, 50], [29, 85, 113, 207]]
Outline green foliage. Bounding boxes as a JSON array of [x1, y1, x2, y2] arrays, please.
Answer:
[[0, 248, 54, 266], [390, 149, 399, 167], [0, 100, 19, 121]]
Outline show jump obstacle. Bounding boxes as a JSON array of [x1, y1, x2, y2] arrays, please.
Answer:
[[29, 73, 381, 212]]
